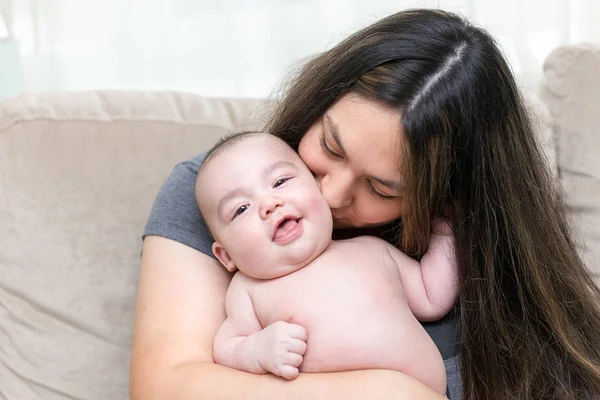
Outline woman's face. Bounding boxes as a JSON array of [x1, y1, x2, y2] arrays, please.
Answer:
[[298, 93, 405, 229]]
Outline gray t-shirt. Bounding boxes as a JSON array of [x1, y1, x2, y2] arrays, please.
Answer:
[[143, 152, 463, 399]]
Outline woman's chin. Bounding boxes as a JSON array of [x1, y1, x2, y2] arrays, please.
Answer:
[[332, 220, 373, 230], [333, 217, 399, 230], [332, 219, 353, 229]]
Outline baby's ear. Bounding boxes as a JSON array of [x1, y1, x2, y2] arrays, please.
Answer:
[[212, 242, 237, 272]]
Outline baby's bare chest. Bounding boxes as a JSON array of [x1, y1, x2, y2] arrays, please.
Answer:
[[250, 241, 406, 328]]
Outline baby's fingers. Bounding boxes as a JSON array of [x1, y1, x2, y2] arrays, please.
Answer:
[[431, 218, 453, 235], [284, 352, 304, 368], [288, 338, 307, 355], [278, 365, 300, 380], [287, 323, 308, 341]]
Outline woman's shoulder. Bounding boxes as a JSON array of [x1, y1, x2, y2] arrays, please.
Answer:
[[143, 151, 215, 257], [173, 151, 208, 177]]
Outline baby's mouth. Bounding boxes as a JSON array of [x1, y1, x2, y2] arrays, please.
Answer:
[[273, 217, 301, 241]]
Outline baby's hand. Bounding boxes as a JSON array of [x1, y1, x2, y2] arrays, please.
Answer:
[[256, 321, 307, 380], [431, 218, 453, 236]]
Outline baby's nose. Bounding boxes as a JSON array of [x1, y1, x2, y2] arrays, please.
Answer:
[[259, 195, 284, 218]]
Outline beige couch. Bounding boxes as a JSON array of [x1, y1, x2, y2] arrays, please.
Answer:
[[0, 44, 598, 399]]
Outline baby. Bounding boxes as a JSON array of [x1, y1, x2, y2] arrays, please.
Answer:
[[195, 132, 458, 395]]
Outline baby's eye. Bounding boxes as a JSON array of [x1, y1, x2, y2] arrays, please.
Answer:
[[233, 205, 249, 219], [274, 177, 292, 188]]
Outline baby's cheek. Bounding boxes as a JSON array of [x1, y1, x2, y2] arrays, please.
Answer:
[[308, 197, 332, 221], [235, 240, 265, 271]]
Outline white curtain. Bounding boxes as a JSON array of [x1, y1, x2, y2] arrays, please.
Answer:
[[3, 0, 600, 98]]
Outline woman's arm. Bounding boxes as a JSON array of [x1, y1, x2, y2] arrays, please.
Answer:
[[129, 236, 446, 400]]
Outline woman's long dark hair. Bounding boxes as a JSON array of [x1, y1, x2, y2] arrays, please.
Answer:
[[265, 9, 600, 400]]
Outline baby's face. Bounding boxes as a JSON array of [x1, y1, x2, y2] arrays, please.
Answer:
[[200, 135, 333, 279]]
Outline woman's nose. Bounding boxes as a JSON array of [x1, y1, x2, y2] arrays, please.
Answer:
[[259, 195, 284, 219], [319, 172, 352, 209]]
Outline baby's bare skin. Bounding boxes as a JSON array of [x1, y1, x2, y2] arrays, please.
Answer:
[[215, 234, 456, 395], [199, 134, 458, 395]]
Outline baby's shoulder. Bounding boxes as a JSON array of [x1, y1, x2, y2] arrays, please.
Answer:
[[334, 235, 392, 252], [228, 270, 256, 291], [339, 234, 389, 246], [329, 236, 397, 271]]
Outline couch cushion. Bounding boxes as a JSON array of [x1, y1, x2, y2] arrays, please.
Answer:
[[539, 44, 600, 278], [0, 91, 263, 400]]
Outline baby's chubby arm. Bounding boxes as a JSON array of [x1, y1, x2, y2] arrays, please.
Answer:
[[385, 219, 459, 321], [213, 273, 308, 380]]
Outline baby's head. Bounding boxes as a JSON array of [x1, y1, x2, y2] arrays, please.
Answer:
[[196, 132, 333, 279]]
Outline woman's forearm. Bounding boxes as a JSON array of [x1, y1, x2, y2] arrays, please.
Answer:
[[134, 361, 445, 400], [213, 333, 267, 375], [131, 238, 445, 400]]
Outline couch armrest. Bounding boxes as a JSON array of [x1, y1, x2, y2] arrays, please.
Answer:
[[539, 43, 600, 277]]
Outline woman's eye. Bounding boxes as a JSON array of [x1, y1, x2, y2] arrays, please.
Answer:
[[233, 205, 249, 218], [320, 133, 342, 158], [369, 183, 396, 200], [274, 177, 291, 188]]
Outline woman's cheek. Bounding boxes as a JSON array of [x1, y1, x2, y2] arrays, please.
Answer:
[[356, 198, 403, 226], [378, 201, 404, 224], [355, 200, 379, 225]]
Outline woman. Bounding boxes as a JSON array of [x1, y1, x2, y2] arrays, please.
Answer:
[[130, 9, 600, 400]]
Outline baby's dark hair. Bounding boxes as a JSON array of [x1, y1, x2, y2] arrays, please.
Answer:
[[200, 131, 269, 174]]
